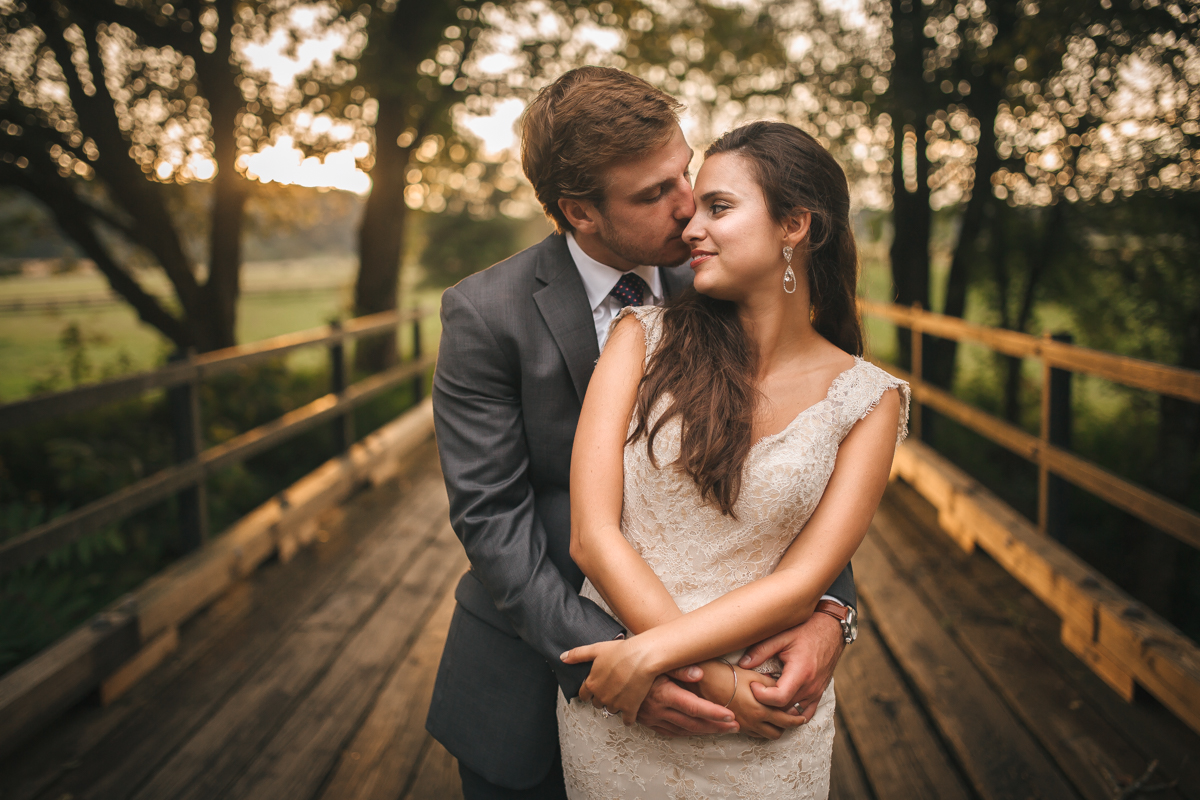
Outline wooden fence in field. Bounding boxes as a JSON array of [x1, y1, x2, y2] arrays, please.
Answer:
[[861, 300, 1200, 733]]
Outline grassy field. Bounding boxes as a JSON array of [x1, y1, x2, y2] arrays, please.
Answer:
[[0, 256, 444, 402]]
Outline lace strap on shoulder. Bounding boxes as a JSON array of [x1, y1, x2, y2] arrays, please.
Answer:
[[842, 361, 911, 446], [605, 305, 665, 361]]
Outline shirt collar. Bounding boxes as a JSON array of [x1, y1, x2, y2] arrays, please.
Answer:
[[566, 232, 663, 312]]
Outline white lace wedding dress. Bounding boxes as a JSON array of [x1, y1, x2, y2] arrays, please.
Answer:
[[557, 306, 910, 800]]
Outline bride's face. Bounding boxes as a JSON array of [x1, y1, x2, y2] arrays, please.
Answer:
[[682, 153, 788, 302]]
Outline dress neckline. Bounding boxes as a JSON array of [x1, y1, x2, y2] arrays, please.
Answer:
[[748, 356, 864, 456]]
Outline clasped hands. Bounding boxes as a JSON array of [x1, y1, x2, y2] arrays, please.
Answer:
[[560, 612, 844, 740]]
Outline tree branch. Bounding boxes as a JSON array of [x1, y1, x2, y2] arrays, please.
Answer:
[[37, 3, 205, 316], [83, 0, 204, 61], [0, 163, 190, 348], [0, 108, 89, 169], [75, 192, 140, 240]]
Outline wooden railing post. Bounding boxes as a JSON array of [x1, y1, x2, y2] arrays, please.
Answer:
[[1039, 332, 1073, 538], [1047, 336, 1073, 541], [168, 349, 207, 552], [411, 314, 424, 402], [910, 303, 923, 441], [329, 320, 354, 454]]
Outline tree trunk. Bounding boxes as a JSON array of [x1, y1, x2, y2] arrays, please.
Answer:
[[1001, 203, 1065, 419], [354, 94, 412, 372], [9, 168, 191, 349], [352, 0, 462, 373], [202, 176, 246, 351], [926, 91, 998, 389], [197, 0, 246, 352], [34, 4, 246, 352], [53, 12, 205, 320], [925, 0, 1016, 390], [987, 203, 1025, 422], [888, 0, 933, 373]]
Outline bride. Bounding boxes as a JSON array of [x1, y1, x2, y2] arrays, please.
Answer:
[[556, 121, 910, 799]]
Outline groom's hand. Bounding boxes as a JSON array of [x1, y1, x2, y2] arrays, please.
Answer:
[[637, 670, 740, 737], [738, 612, 845, 723]]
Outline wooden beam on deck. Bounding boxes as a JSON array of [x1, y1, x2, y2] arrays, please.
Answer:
[[854, 530, 1080, 800], [892, 439, 1200, 735]]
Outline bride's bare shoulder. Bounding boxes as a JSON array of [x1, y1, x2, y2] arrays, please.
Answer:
[[605, 311, 650, 355]]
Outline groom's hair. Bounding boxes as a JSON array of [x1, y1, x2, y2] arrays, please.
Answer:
[[521, 67, 683, 234]]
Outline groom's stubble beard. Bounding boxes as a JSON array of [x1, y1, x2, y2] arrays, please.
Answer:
[[593, 205, 690, 269]]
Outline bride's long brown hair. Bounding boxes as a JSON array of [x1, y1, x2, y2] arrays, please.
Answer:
[[629, 121, 863, 516]]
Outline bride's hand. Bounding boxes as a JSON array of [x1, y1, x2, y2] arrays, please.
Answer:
[[561, 639, 659, 724], [698, 664, 807, 741]]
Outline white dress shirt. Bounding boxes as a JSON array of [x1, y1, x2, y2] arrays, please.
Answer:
[[565, 233, 846, 611], [566, 233, 664, 351]]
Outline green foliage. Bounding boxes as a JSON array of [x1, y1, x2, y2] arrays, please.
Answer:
[[0, 189, 70, 263], [418, 210, 527, 288], [1044, 193, 1200, 368], [26, 322, 136, 396], [200, 360, 336, 533], [936, 191, 1200, 638], [0, 394, 176, 675]]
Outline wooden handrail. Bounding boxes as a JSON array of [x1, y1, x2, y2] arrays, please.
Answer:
[[0, 308, 423, 432], [878, 361, 1200, 550], [0, 355, 435, 574], [860, 301, 1200, 551], [860, 300, 1200, 403], [0, 308, 437, 574]]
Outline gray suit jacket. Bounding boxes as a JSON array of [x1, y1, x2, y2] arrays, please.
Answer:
[[426, 233, 855, 789]]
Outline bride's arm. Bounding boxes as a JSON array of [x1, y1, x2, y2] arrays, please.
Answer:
[[572, 314, 813, 738], [637, 386, 900, 659], [564, 386, 902, 718], [570, 313, 683, 633]]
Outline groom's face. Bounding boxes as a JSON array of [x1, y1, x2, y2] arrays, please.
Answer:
[[574, 126, 696, 269]]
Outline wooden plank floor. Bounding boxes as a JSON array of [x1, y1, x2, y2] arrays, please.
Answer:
[[3, 446, 1198, 800], [0, 440, 465, 800], [839, 483, 1200, 800]]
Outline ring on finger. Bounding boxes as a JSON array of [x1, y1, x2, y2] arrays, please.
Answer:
[[600, 706, 613, 719]]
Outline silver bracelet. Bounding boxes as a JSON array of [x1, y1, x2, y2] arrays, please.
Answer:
[[716, 658, 738, 707]]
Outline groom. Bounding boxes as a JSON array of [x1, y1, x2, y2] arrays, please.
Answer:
[[427, 66, 856, 799]]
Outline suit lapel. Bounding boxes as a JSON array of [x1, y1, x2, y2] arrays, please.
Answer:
[[533, 235, 600, 404]]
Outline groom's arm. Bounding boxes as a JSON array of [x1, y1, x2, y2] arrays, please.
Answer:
[[824, 562, 856, 609], [736, 565, 854, 719], [433, 286, 623, 698]]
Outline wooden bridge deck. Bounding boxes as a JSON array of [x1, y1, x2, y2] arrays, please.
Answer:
[[2, 439, 1198, 800]]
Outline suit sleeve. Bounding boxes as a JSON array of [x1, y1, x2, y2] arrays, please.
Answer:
[[824, 563, 856, 610], [433, 286, 624, 698]]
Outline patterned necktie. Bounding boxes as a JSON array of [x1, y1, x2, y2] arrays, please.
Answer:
[[609, 272, 650, 308]]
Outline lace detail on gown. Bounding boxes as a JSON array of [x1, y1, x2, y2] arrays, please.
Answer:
[[558, 305, 910, 799]]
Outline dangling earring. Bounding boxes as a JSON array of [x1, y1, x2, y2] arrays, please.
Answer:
[[782, 245, 797, 294]]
